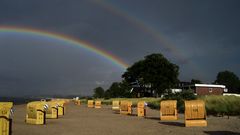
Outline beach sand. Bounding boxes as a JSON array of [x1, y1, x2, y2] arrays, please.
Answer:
[[12, 103, 240, 135]]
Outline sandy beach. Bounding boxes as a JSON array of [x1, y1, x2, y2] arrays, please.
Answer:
[[11, 103, 240, 135]]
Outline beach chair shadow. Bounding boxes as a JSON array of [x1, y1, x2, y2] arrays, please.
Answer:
[[144, 116, 160, 121], [204, 131, 240, 135], [159, 122, 184, 127]]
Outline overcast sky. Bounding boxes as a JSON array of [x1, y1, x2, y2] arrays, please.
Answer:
[[0, 0, 239, 96]]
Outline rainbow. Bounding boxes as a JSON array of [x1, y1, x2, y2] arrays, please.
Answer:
[[91, 0, 186, 60], [0, 26, 129, 69], [91, 0, 205, 78]]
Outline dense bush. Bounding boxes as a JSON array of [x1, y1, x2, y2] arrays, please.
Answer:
[[147, 100, 160, 109], [162, 89, 197, 112], [79, 98, 87, 104]]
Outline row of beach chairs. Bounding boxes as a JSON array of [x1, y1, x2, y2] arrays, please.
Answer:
[[25, 99, 69, 125], [77, 99, 207, 127], [111, 100, 207, 127], [0, 99, 70, 135], [0, 99, 207, 135]]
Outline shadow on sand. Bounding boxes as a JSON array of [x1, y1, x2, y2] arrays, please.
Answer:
[[144, 116, 160, 121], [113, 111, 137, 116], [204, 131, 240, 135], [129, 114, 137, 116], [112, 111, 120, 114], [159, 122, 185, 127]]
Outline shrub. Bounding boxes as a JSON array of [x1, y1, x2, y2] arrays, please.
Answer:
[[96, 98, 161, 108], [163, 89, 197, 112], [147, 100, 160, 109], [79, 98, 87, 104]]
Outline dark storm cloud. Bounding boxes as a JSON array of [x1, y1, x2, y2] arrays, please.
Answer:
[[0, 0, 239, 96], [0, 34, 123, 96], [110, 0, 240, 80], [0, 0, 171, 59]]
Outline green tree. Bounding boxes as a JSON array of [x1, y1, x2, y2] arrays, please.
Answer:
[[119, 80, 132, 97], [93, 87, 105, 98], [191, 79, 202, 84], [122, 53, 179, 96], [215, 70, 240, 93], [104, 81, 132, 98], [105, 82, 121, 98]]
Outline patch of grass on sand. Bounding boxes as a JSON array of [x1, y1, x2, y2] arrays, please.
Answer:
[[91, 98, 161, 107], [84, 95, 240, 116], [200, 95, 240, 116]]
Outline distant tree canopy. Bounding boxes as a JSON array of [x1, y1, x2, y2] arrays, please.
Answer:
[[191, 79, 202, 84], [93, 87, 105, 98], [122, 53, 179, 96], [215, 70, 240, 93], [104, 81, 132, 98]]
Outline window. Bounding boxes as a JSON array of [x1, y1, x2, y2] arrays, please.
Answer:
[[209, 88, 212, 93]]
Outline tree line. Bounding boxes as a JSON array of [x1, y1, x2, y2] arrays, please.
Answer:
[[93, 80, 132, 99], [93, 53, 240, 98]]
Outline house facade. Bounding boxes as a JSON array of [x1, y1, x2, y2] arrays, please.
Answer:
[[191, 84, 226, 95]]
